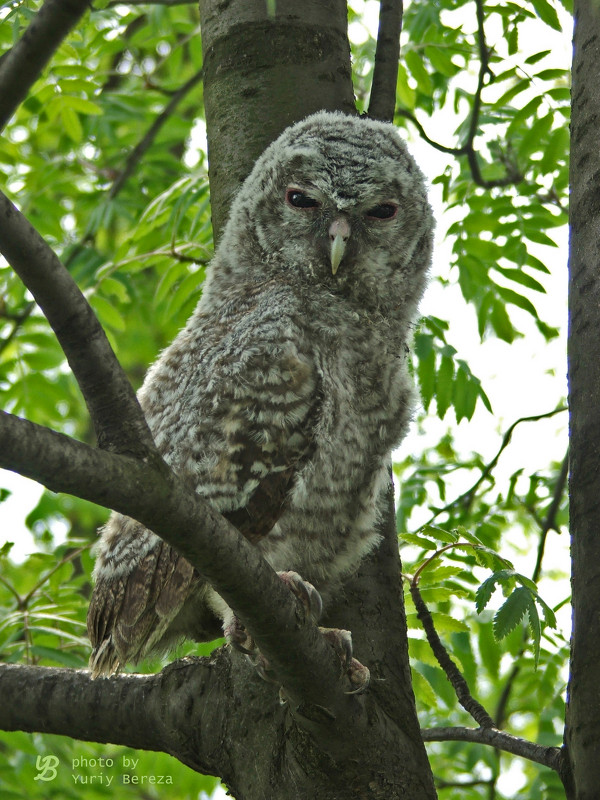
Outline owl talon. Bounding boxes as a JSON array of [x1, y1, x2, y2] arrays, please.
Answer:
[[246, 652, 278, 684], [277, 570, 323, 623], [225, 616, 256, 655], [320, 627, 370, 694], [346, 657, 371, 694]]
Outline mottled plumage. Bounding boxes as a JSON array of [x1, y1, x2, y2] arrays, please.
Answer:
[[88, 111, 433, 677]]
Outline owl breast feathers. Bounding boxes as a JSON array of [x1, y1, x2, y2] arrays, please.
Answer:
[[87, 111, 434, 677]]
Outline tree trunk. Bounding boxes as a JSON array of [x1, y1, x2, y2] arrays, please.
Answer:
[[199, 0, 356, 238], [566, 2, 600, 797]]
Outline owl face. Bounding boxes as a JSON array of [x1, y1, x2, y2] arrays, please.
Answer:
[[214, 112, 433, 316]]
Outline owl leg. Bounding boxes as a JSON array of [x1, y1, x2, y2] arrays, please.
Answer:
[[226, 571, 370, 694], [224, 570, 323, 655]]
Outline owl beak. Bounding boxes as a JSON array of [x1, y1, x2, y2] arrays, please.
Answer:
[[329, 217, 351, 275]]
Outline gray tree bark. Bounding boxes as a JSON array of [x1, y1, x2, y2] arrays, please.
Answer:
[[566, 1, 600, 797]]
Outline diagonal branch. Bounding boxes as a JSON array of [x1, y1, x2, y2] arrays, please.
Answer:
[[107, 68, 203, 200], [368, 0, 403, 122], [409, 581, 495, 728], [0, 190, 155, 457], [0, 410, 361, 740], [0, 0, 90, 133]]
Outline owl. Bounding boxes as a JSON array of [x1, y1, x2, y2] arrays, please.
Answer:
[[87, 111, 433, 678]]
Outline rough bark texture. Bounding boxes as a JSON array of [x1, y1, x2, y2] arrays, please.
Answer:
[[199, 0, 356, 238], [566, 2, 600, 797]]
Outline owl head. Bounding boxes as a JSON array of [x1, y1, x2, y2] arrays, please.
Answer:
[[206, 111, 433, 319]]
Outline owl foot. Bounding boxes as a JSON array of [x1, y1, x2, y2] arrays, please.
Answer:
[[321, 627, 370, 694], [225, 570, 323, 657], [224, 615, 256, 655], [226, 572, 369, 694], [277, 570, 323, 623]]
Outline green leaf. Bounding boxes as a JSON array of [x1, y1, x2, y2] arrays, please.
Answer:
[[524, 49, 552, 64], [435, 353, 454, 419], [530, 0, 562, 30], [89, 294, 125, 331], [494, 586, 531, 639], [490, 298, 516, 342], [419, 525, 459, 544], [405, 49, 434, 95], [401, 533, 439, 550], [475, 569, 516, 613]]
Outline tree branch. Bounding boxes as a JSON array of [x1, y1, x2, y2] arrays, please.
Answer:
[[409, 581, 495, 728], [422, 726, 564, 772], [0, 409, 365, 744], [0, 0, 90, 133], [396, 0, 523, 189], [367, 0, 403, 122], [0, 659, 228, 775], [0, 190, 155, 458], [413, 406, 568, 531], [107, 68, 203, 200]]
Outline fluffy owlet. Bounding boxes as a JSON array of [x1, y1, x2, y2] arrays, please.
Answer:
[[87, 111, 433, 678]]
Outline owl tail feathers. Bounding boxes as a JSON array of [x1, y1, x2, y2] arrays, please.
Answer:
[[88, 638, 121, 679]]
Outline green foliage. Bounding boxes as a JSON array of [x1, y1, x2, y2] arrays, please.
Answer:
[[1, 0, 571, 797]]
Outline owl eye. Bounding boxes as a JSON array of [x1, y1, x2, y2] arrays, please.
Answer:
[[286, 189, 320, 209], [366, 203, 398, 220]]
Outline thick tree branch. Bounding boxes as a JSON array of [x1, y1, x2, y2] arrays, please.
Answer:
[[0, 0, 90, 133], [0, 659, 229, 775], [0, 410, 366, 746], [368, 0, 403, 122], [0, 191, 155, 458], [422, 726, 564, 772]]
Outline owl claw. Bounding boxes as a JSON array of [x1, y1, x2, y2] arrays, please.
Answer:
[[320, 627, 370, 694], [224, 616, 256, 655], [227, 574, 369, 695], [277, 570, 323, 623]]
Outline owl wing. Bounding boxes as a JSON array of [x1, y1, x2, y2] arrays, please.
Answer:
[[88, 309, 320, 676]]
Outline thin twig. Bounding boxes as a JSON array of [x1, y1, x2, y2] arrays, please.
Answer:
[[395, 109, 468, 155], [107, 68, 203, 200], [494, 449, 570, 729], [421, 726, 564, 772], [410, 581, 495, 728], [0, 301, 35, 356], [368, 0, 403, 122], [0, 191, 156, 457], [532, 449, 569, 583], [0, 0, 90, 133], [397, 0, 523, 189], [412, 406, 568, 532]]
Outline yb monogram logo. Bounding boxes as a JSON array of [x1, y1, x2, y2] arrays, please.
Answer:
[[34, 755, 59, 782]]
